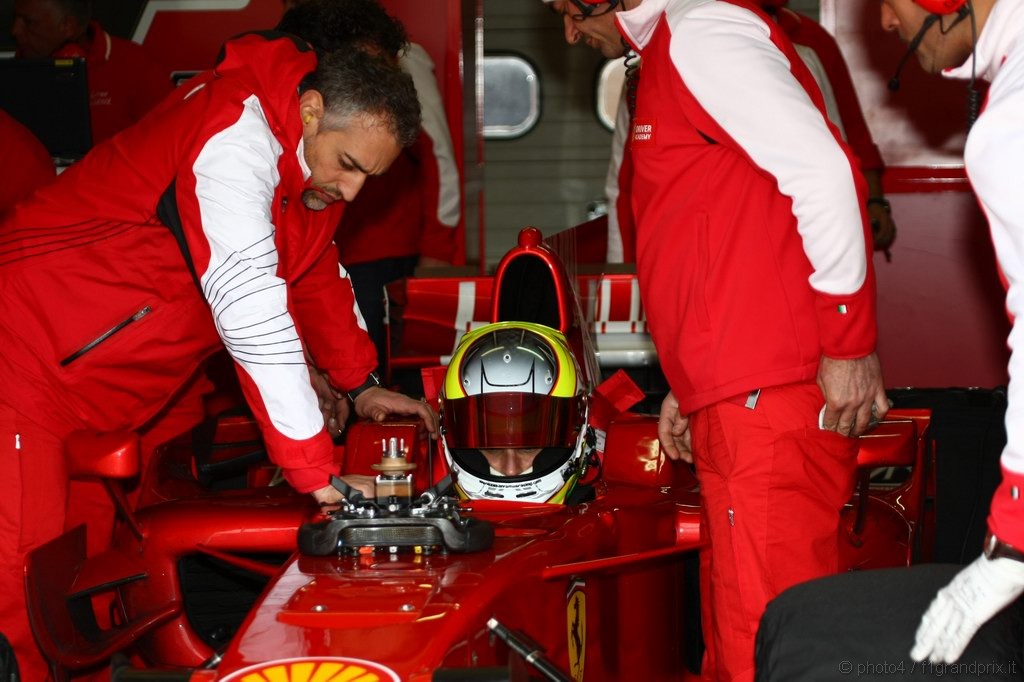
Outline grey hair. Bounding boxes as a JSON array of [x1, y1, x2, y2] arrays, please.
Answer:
[[305, 49, 420, 148]]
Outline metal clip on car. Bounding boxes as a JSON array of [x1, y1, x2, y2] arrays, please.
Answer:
[[298, 450, 494, 556], [372, 436, 417, 510]]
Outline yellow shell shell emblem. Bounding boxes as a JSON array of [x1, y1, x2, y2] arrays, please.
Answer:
[[220, 657, 400, 682]]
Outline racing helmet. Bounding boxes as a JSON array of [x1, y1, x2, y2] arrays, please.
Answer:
[[440, 322, 590, 503], [913, 0, 967, 14]]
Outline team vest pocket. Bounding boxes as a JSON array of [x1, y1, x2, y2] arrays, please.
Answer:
[[55, 292, 220, 432], [60, 306, 154, 367]]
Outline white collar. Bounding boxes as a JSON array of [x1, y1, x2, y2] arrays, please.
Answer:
[[617, 0, 674, 51], [944, 0, 1023, 83], [296, 136, 311, 181]]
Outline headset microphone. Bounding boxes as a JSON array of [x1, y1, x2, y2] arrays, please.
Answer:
[[888, 13, 941, 92]]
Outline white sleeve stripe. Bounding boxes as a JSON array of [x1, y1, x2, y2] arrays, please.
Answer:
[[208, 268, 263, 309], [214, 281, 288, 316], [670, 3, 867, 296], [194, 94, 321, 439], [202, 231, 278, 297], [207, 266, 269, 303], [203, 255, 261, 299], [223, 324, 294, 339]]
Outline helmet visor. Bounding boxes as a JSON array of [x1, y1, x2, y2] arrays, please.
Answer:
[[442, 393, 584, 449]]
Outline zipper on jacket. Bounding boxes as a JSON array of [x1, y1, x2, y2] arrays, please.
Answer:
[[60, 306, 153, 367]]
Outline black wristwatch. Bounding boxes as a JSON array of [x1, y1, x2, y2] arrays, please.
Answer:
[[983, 531, 1024, 563], [346, 371, 381, 402], [866, 197, 891, 213]]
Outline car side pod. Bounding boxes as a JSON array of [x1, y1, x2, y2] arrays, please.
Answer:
[[25, 431, 180, 682], [64, 429, 145, 539], [843, 408, 934, 568]]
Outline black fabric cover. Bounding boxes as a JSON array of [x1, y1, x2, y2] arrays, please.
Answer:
[[756, 565, 1023, 681], [888, 387, 1007, 564], [0, 633, 19, 682]]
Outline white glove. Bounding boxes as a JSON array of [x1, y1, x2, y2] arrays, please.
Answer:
[[911, 553, 1024, 663]]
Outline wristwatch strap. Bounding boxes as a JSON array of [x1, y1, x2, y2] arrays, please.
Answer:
[[346, 371, 382, 403], [984, 531, 1024, 563]]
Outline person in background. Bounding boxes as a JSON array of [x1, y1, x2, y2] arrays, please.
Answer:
[[549, 0, 897, 262], [547, 1, 887, 679], [280, 0, 461, 372], [11, 0, 174, 144], [0, 32, 435, 679], [0, 109, 54, 218], [760, 0, 897, 253]]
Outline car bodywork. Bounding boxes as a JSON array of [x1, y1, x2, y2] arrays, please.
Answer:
[[26, 227, 932, 682]]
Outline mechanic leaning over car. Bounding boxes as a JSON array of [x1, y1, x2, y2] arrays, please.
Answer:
[[0, 30, 438, 680], [547, 1, 888, 678]]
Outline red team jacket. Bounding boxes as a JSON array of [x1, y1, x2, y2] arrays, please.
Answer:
[[618, 0, 877, 414], [0, 33, 377, 493], [0, 110, 54, 218]]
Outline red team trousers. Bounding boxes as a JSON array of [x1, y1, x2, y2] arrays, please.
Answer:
[[690, 382, 858, 682], [0, 372, 210, 681], [0, 403, 66, 681]]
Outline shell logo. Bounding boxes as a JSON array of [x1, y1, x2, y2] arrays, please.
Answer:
[[219, 657, 401, 682]]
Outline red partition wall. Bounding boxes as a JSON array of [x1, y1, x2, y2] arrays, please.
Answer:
[[822, 0, 1009, 388], [130, 1, 282, 73]]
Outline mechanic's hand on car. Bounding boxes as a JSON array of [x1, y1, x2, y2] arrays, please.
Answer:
[[309, 367, 349, 438], [353, 386, 439, 437], [911, 553, 1024, 664], [817, 352, 888, 437], [311, 475, 377, 505], [658, 391, 693, 463]]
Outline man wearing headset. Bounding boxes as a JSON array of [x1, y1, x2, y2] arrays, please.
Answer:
[[880, 0, 1024, 665], [559, 0, 898, 264], [546, 1, 887, 678], [756, 1, 1024, 678]]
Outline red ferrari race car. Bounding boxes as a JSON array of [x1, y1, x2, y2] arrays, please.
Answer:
[[24, 227, 932, 682]]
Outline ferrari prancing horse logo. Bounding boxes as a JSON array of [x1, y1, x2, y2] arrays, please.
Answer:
[[219, 656, 400, 682], [566, 579, 586, 681]]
